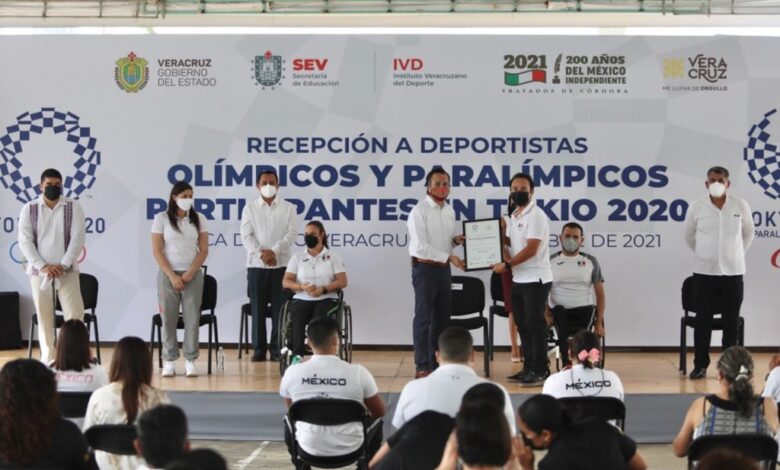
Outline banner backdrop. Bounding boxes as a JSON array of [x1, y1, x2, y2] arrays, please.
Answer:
[[1, 35, 778, 347]]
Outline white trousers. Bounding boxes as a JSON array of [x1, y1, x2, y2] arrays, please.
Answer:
[[30, 271, 84, 363]]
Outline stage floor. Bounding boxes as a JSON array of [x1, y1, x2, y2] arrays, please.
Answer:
[[3, 346, 777, 395]]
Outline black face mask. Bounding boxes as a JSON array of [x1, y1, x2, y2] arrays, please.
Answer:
[[304, 234, 319, 249], [44, 185, 62, 201], [522, 433, 544, 450], [510, 191, 530, 210]]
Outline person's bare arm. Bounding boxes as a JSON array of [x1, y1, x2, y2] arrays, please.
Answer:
[[369, 443, 391, 469], [627, 451, 647, 470], [672, 398, 703, 457], [364, 394, 386, 419]]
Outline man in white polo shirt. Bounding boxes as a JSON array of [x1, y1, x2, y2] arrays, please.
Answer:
[[493, 172, 553, 386], [280, 317, 385, 468], [407, 167, 465, 378], [547, 222, 606, 368], [241, 169, 298, 362], [392, 326, 516, 433], [683, 166, 754, 380]]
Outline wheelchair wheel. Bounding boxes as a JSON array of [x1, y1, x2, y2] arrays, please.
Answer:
[[338, 305, 353, 363], [278, 301, 292, 377]]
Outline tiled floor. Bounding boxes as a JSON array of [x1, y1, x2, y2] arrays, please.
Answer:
[[195, 441, 687, 469]]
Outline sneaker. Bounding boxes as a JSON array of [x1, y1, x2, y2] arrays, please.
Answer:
[[291, 355, 303, 365], [689, 368, 707, 380], [185, 360, 198, 377], [162, 361, 176, 377]]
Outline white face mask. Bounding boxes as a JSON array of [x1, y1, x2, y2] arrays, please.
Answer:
[[176, 198, 194, 212], [260, 184, 277, 199], [708, 181, 726, 198]]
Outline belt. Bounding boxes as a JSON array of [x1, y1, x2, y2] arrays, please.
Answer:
[[411, 257, 448, 268]]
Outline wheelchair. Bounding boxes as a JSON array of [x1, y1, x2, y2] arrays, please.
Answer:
[[547, 305, 606, 371], [277, 291, 353, 376]]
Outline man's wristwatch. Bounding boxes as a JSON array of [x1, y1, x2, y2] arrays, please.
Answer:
[[322, 286, 328, 294], [504, 261, 512, 271]]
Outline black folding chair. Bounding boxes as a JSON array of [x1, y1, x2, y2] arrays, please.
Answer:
[[58, 391, 93, 418], [449, 276, 489, 377], [679, 276, 745, 375], [558, 396, 626, 431], [238, 283, 275, 359], [285, 398, 379, 470], [487, 271, 511, 361], [84, 424, 138, 456], [150, 267, 219, 374], [28, 273, 101, 363], [687, 434, 778, 470]]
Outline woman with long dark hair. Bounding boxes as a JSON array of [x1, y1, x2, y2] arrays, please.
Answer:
[[51, 319, 108, 392], [151, 181, 208, 377], [84, 336, 169, 470], [515, 394, 646, 470], [673, 346, 779, 458], [0, 359, 95, 469], [282, 220, 347, 364]]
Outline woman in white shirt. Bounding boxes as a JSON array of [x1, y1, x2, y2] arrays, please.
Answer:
[[151, 181, 208, 378], [542, 330, 624, 401], [282, 221, 347, 363], [51, 319, 108, 392], [84, 336, 169, 470]]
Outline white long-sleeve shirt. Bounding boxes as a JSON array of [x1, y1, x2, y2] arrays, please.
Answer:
[[683, 194, 754, 276], [240, 196, 298, 268], [407, 196, 457, 264], [18, 196, 86, 275]]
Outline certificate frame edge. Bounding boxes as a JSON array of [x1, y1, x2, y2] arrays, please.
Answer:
[[462, 217, 503, 272]]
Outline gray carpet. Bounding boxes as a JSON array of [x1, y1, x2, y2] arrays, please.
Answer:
[[169, 391, 698, 444]]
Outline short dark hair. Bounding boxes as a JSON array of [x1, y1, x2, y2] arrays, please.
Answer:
[[707, 166, 730, 179], [561, 222, 584, 236], [695, 449, 759, 470], [437, 327, 473, 363], [425, 167, 450, 187], [518, 394, 569, 435], [307, 317, 340, 349], [40, 168, 62, 183], [256, 169, 278, 185], [456, 402, 511, 467], [510, 172, 535, 191], [165, 448, 228, 470], [462, 382, 506, 411], [137, 404, 189, 468]]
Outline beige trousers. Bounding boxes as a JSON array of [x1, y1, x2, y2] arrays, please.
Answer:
[[30, 271, 84, 363]]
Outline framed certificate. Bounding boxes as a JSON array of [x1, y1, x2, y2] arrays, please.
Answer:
[[462, 218, 503, 272]]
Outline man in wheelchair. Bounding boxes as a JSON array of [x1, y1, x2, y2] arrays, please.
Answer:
[[546, 222, 606, 368], [280, 317, 385, 468]]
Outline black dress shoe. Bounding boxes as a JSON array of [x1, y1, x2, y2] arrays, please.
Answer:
[[251, 352, 267, 362], [689, 368, 707, 380], [507, 369, 530, 381]]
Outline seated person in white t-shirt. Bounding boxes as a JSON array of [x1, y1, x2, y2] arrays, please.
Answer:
[[282, 220, 347, 364], [279, 317, 385, 468], [392, 326, 516, 433], [762, 354, 780, 403], [546, 222, 606, 367], [542, 330, 624, 401], [50, 319, 108, 393]]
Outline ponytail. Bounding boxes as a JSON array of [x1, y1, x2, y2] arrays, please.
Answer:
[[718, 346, 759, 418]]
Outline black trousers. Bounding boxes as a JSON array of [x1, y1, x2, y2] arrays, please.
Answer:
[[692, 273, 744, 370], [512, 281, 552, 375], [284, 417, 384, 470], [411, 263, 452, 372], [551, 305, 595, 366], [248, 267, 287, 356], [289, 298, 341, 357]]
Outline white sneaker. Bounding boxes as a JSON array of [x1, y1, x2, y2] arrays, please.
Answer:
[[185, 360, 198, 377], [162, 361, 176, 377]]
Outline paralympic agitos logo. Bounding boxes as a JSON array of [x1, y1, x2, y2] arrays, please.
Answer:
[[772, 249, 780, 269]]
